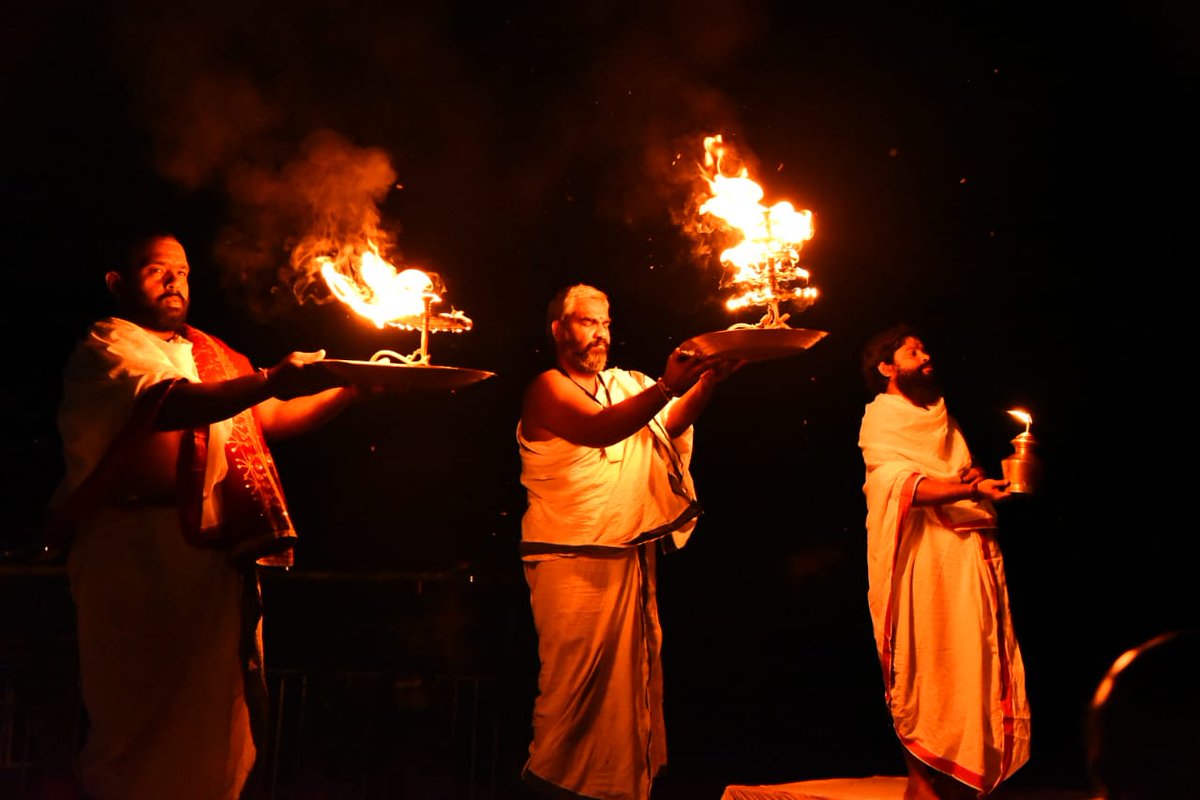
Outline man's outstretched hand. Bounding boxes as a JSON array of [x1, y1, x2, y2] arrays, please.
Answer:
[[699, 356, 745, 387], [265, 350, 350, 400]]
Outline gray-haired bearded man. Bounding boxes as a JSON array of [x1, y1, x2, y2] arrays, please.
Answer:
[[516, 283, 739, 800]]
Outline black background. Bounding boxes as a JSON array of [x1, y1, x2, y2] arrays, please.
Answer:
[[3, 1, 1197, 796]]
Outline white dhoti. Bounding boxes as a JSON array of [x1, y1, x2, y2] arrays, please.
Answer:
[[523, 547, 664, 800], [517, 367, 698, 800], [859, 394, 1030, 794], [68, 507, 256, 800]]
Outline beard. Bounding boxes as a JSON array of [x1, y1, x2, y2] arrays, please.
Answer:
[[564, 341, 608, 374], [895, 365, 942, 408], [127, 293, 189, 334]]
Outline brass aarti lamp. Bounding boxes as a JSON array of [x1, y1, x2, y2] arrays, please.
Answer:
[[1001, 409, 1042, 494]]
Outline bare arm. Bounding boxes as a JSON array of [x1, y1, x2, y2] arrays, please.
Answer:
[[522, 349, 724, 448], [153, 350, 351, 433], [256, 386, 357, 440], [912, 468, 1012, 506], [521, 370, 672, 448], [153, 372, 274, 430], [663, 358, 743, 438]]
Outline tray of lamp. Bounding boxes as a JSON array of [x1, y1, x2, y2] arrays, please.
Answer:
[[679, 327, 828, 363], [321, 360, 495, 392]]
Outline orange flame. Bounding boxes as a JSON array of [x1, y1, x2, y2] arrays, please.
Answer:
[[1007, 408, 1033, 434], [697, 134, 817, 323], [318, 240, 437, 329], [314, 239, 471, 334]]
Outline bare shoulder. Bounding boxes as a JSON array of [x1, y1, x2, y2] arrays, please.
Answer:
[[520, 370, 569, 439], [521, 369, 565, 411], [523, 368, 564, 395]]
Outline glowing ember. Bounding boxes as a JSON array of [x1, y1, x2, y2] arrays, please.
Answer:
[[696, 134, 817, 327]]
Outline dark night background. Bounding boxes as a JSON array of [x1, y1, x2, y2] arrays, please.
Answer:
[[2, 1, 1197, 798]]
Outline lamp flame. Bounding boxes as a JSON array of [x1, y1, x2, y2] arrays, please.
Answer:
[[695, 134, 817, 327], [318, 244, 441, 329], [1007, 408, 1033, 435], [312, 237, 472, 365]]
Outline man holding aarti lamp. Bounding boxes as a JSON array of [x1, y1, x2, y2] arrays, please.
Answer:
[[516, 283, 740, 800], [47, 229, 357, 800]]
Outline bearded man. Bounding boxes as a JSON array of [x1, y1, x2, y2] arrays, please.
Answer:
[[857, 323, 1030, 800], [516, 283, 738, 800], [47, 230, 355, 799]]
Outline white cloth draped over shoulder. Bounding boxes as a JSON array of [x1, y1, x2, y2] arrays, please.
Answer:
[[517, 367, 700, 557], [859, 393, 1030, 794], [515, 366, 702, 800], [53, 317, 257, 800], [54, 316, 232, 529]]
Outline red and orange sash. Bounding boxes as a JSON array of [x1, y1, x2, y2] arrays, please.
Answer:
[[181, 326, 296, 567], [46, 326, 296, 567]]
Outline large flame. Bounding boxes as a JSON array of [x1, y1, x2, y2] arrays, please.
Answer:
[[318, 241, 436, 329], [697, 134, 817, 323], [314, 239, 471, 333], [309, 236, 473, 366]]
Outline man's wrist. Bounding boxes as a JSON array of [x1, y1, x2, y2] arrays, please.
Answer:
[[969, 479, 982, 501], [655, 377, 679, 400], [256, 367, 280, 401]]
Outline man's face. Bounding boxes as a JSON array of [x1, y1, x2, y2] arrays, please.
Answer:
[[889, 335, 942, 406], [556, 296, 610, 374], [120, 236, 190, 334]]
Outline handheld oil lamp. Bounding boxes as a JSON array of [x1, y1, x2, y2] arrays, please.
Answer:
[[1001, 409, 1042, 494]]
